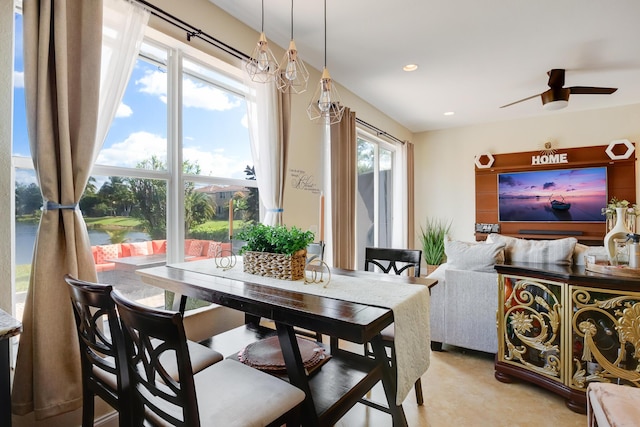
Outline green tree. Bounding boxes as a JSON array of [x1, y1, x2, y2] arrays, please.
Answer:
[[243, 165, 259, 223], [185, 191, 215, 235], [127, 156, 216, 239], [79, 177, 101, 216], [98, 176, 135, 216], [15, 182, 42, 216], [127, 156, 167, 239]]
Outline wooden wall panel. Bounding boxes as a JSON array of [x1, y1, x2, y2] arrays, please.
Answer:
[[475, 144, 636, 244]]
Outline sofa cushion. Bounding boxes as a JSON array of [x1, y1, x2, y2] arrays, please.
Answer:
[[152, 239, 167, 254], [444, 240, 505, 272], [125, 241, 151, 256], [188, 240, 205, 256], [95, 244, 121, 264], [206, 241, 223, 258], [488, 234, 577, 265]]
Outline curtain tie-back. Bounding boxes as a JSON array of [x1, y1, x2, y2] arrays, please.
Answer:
[[43, 200, 79, 212], [267, 208, 284, 213]]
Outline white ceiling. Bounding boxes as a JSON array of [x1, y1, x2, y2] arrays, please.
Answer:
[[208, 0, 640, 133]]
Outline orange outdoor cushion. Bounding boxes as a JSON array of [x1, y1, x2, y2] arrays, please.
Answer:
[[95, 244, 121, 264], [152, 239, 167, 254], [188, 240, 205, 257]]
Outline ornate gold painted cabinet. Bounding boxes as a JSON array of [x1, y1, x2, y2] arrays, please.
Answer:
[[495, 263, 640, 413]]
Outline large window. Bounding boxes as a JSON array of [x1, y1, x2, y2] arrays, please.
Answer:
[[355, 131, 397, 269], [12, 17, 258, 319]]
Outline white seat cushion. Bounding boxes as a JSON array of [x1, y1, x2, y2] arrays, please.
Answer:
[[144, 359, 305, 426], [159, 340, 223, 381]]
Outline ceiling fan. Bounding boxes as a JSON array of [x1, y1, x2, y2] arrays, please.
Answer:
[[500, 69, 618, 110]]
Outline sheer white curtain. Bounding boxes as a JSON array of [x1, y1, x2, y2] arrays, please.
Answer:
[[392, 141, 409, 248], [97, 0, 150, 154], [243, 74, 290, 226]]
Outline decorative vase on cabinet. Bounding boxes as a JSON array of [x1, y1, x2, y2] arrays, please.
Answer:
[[604, 207, 632, 264]]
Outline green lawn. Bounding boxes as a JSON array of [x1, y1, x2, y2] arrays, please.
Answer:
[[85, 216, 143, 228], [16, 264, 31, 293]]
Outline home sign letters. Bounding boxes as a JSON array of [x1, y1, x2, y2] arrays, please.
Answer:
[[531, 153, 568, 165]]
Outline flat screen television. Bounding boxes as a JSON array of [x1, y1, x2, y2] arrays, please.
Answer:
[[498, 166, 607, 222]]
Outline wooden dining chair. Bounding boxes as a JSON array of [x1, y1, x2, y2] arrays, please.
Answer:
[[364, 247, 425, 406], [65, 275, 131, 427], [111, 290, 305, 427], [65, 275, 224, 427]]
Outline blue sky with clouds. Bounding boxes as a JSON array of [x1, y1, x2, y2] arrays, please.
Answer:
[[12, 12, 253, 184]]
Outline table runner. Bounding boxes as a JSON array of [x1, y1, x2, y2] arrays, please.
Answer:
[[168, 259, 430, 405]]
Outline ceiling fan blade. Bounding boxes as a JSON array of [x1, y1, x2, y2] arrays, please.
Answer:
[[500, 93, 541, 108], [547, 69, 565, 88], [569, 86, 618, 95]]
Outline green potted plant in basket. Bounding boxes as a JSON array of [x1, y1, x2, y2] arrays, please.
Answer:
[[235, 223, 315, 280], [420, 218, 452, 275]]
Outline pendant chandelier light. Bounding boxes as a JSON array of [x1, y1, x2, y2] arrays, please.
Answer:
[[307, 0, 344, 124], [277, 0, 309, 94], [246, 0, 280, 83]]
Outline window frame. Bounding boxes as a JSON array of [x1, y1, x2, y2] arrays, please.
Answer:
[[355, 127, 402, 265]]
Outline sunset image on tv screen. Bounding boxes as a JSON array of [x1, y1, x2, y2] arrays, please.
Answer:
[[498, 167, 607, 222]]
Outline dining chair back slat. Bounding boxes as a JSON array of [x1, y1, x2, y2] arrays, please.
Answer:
[[65, 274, 131, 427], [364, 247, 422, 277]]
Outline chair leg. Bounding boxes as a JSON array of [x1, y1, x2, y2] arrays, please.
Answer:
[[82, 391, 95, 427], [414, 378, 424, 406]]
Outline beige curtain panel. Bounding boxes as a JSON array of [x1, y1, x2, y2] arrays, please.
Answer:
[[13, 0, 103, 420], [330, 108, 357, 269]]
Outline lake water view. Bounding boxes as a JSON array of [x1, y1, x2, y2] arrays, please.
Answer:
[[498, 195, 606, 222], [15, 222, 150, 265]]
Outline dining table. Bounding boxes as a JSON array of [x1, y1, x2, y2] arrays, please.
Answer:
[[137, 258, 434, 427]]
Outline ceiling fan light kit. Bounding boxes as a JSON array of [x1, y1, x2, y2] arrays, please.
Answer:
[[501, 69, 617, 110], [541, 87, 570, 110]]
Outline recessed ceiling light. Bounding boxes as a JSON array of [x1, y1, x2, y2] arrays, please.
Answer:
[[444, 111, 455, 116], [403, 64, 418, 72]]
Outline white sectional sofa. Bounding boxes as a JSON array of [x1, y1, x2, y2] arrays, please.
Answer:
[[428, 234, 607, 354]]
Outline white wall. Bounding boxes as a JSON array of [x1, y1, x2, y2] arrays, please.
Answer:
[[413, 103, 640, 246]]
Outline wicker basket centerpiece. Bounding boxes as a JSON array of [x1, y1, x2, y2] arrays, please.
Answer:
[[243, 249, 307, 280], [235, 223, 315, 281]]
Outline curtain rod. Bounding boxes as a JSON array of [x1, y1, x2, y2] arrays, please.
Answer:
[[134, 0, 407, 146], [355, 118, 407, 145], [134, 0, 250, 62]]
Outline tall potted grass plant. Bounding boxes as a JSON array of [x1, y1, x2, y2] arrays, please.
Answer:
[[420, 218, 452, 275]]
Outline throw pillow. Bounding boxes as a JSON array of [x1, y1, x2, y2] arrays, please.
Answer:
[[95, 244, 120, 264], [444, 239, 506, 272], [128, 241, 150, 256], [152, 239, 167, 254], [488, 234, 577, 265], [206, 241, 222, 258], [188, 240, 204, 257]]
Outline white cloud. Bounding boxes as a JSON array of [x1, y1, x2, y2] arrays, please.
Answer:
[[136, 70, 168, 104], [136, 70, 240, 111], [116, 102, 133, 118], [182, 77, 240, 111], [241, 113, 248, 128], [97, 131, 247, 179], [14, 71, 24, 88], [96, 131, 167, 168], [183, 146, 248, 179]]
